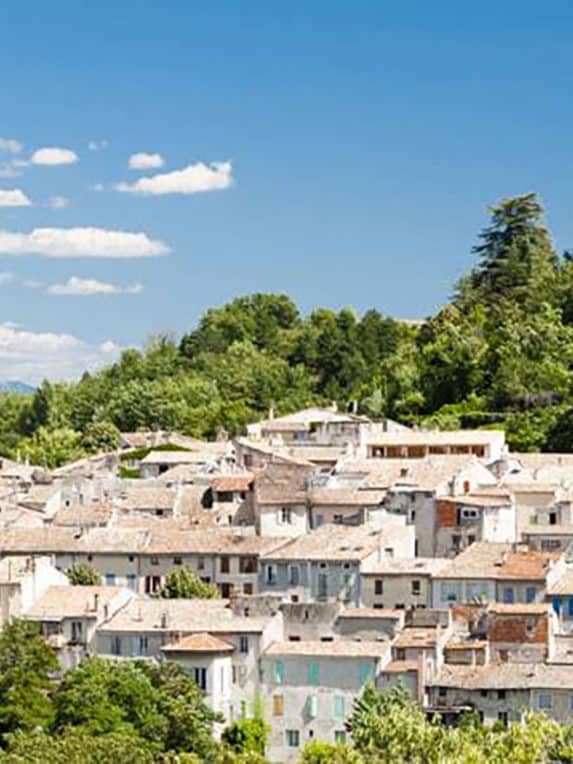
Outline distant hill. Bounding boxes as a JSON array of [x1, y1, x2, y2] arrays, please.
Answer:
[[0, 380, 36, 395]]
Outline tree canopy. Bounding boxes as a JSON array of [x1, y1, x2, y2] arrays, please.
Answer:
[[4, 193, 573, 459]]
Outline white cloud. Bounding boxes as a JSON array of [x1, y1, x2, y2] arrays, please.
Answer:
[[88, 139, 109, 151], [47, 276, 143, 296], [30, 147, 79, 166], [128, 152, 164, 170], [0, 321, 124, 383], [0, 226, 169, 258], [0, 139, 22, 154], [90, 183, 105, 192], [0, 163, 22, 179], [0, 272, 13, 285], [0, 189, 32, 207], [47, 196, 70, 210], [115, 160, 233, 195]]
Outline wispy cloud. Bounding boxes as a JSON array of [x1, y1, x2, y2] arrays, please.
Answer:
[[46, 276, 143, 296], [0, 138, 22, 154], [0, 321, 124, 384], [88, 139, 109, 151], [90, 183, 105, 192], [47, 196, 70, 210], [0, 272, 14, 286], [0, 227, 169, 258], [128, 152, 164, 170], [0, 189, 32, 207], [115, 160, 233, 195], [30, 147, 78, 166]]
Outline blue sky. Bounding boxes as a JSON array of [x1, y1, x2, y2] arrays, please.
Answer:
[[2, 0, 573, 382]]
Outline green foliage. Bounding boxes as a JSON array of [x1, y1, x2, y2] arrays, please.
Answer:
[[343, 685, 573, 764], [300, 740, 363, 763], [157, 566, 220, 599], [52, 658, 221, 758], [66, 563, 101, 586], [221, 717, 270, 756], [0, 620, 58, 740], [5, 192, 573, 456], [81, 421, 120, 454], [0, 729, 155, 763]]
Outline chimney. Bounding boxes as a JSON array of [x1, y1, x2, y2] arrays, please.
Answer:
[[269, 404, 275, 421], [160, 612, 169, 629], [92, 594, 99, 612]]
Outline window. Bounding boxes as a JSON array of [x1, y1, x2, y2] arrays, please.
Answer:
[[220, 583, 233, 598], [286, 730, 300, 748], [317, 573, 328, 600], [133, 636, 148, 656], [569, 694, 573, 711], [111, 635, 122, 655], [396, 648, 406, 661], [145, 575, 161, 594], [128, 555, 135, 563], [280, 507, 292, 525], [151, 556, 159, 566], [411, 580, 421, 596], [217, 491, 234, 503], [549, 512, 557, 526], [274, 661, 284, 685], [333, 514, 344, 524], [239, 556, 257, 574], [273, 694, 284, 716], [240, 636, 249, 654], [497, 690, 506, 700], [334, 731, 346, 744], [288, 565, 300, 586], [307, 695, 317, 719], [480, 689, 488, 698], [538, 693, 553, 710], [438, 686, 447, 698], [265, 564, 277, 585], [220, 556, 230, 573], [568, 598, 573, 618], [467, 535, 476, 546], [307, 662, 320, 685], [126, 574, 137, 590], [498, 711, 508, 726], [503, 587, 515, 604], [541, 540, 561, 552], [333, 696, 345, 720], [526, 587, 537, 604], [289, 635, 301, 641], [197, 557, 205, 570], [359, 662, 372, 684], [71, 621, 83, 643], [374, 579, 384, 595], [193, 667, 207, 691], [243, 583, 253, 595], [105, 573, 116, 586], [173, 556, 182, 565], [87, 554, 93, 562]]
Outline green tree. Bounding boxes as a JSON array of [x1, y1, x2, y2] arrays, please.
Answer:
[[157, 566, 220, 599], [221, 717, 270, 757], [81, 421, 120, 454], [66, 564, 101, 586], [0, 620, 58, 740], [20, 427, 82, 468], [300, 740, 363, 763]]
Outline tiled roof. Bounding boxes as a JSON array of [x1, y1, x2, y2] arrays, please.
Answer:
[[434, 542, 560, 581], [211, 474, 253, 492], [255, 461, 315, 505], [309, 488, 386, 506], [24, 585, 128, 620], [362, 557, 450, 576], [393, 627, 438, 649], [161, 632, 235, 653], [261, 523, 408, 562], [382, 660, 420, 673], [99, 597, 271, 634], [430, 662, 573, 690], [264, 640, 390, 658]]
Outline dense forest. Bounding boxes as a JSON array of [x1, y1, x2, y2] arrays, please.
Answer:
[[4, 192, 573, 466]]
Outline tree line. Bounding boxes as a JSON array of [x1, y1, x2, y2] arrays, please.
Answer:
[[4, 192, 573, 466]]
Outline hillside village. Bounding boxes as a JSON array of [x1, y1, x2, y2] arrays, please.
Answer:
[[1, 407, 573, 759]]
